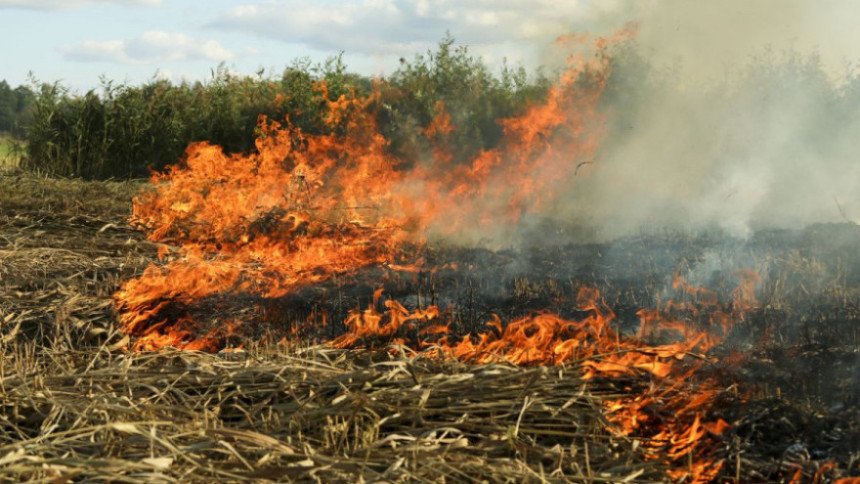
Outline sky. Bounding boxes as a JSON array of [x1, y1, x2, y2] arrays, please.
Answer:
[[2, 1, 860, 92], [0, 0, 627, 92]]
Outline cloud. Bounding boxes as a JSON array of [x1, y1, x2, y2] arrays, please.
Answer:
[[0, 0, 162, 9], [60, 31, 235, 64], [207, 0, 609, 56]]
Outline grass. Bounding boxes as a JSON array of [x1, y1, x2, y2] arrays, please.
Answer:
[[0, 172, 858, 483], [0, 136, 23, 170], [0, 172, 667, 483], [0, 172, 669, 483]]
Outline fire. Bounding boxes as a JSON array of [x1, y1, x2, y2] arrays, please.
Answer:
[[329, 275, 756, 483], [112, 27, 755, 482], [114, 31, 621, 350]]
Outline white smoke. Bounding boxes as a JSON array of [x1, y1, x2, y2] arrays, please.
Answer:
[[549, 0, 860, 240]]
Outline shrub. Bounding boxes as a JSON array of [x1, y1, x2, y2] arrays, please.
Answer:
[[19, 39, 552, 179]]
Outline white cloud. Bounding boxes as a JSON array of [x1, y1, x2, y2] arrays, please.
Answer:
[[206, 0, 602, 57], [151, 68, 214, 86], [61, 40, 126, 63], [60, 31, 235, 64], [0, 0, 162, 9]]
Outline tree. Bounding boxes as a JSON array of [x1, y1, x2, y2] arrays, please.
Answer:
[[0, 80, 35, 137]]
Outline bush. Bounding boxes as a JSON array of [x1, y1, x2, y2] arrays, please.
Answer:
[[0, 81, 34, 138], [20, 57, 371, 179], [19, 39, 554, 179], [380, 36, 550, 166]]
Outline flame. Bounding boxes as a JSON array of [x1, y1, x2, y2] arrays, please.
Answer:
[[112, 27, 754, 482], [114, 31, 624, 348], [329, 276, 756, 483]]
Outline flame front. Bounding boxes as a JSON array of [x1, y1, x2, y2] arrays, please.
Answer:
[[331, 274, 757, 483], [115, 31, 621, 350], [114, 28, 751, 482]]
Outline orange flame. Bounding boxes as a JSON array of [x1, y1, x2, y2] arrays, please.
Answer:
[[328, 275, 756, 483], [111, 28, 753, 482], [115, 31, 624, 348]]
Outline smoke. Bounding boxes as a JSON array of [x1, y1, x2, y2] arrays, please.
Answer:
[[624, 0, 859, 83], [544, 0, 860, 241]]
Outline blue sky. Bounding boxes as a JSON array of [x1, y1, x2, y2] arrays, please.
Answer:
[[0, 0, 623, 92], [2, 0, 859, 93]]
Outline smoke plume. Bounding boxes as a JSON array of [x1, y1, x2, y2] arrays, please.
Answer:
[[540, 0, 860, 241]]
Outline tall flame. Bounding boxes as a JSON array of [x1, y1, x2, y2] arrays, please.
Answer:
[[112, 27, 754, 482], [115, 30, 627, 349]]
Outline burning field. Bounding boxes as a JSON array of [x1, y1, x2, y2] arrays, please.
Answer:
[[2, 29, 860, 484]]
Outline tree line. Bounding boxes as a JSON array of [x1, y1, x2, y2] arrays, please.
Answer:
[[0, 80, 34, 138], [13, 38, 553, 179], [10, 36, 860, 181]]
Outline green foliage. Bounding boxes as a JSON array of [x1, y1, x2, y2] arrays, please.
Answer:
[[19, 38, 555, 179], [17, 36, 860, 181], [20, 57, 372, 179], [0, 80, 35, 138], [0, 136, 25, 168], [19, 41, 541, 178], [381, 35, 550, 165]]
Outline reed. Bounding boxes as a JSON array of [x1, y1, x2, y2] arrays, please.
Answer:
[[20, 39, 552, 180]]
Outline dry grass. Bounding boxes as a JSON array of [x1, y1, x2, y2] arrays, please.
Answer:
[[1, 171, 858, 483], [0, 346, 671, 483], [0, 172, 668, 483]]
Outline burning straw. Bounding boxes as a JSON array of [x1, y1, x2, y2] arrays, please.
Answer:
[[82, 26, 860, 483], [112, 31, 626, 351], [2, 166, 860, 482], [102, 30, 756, 482]]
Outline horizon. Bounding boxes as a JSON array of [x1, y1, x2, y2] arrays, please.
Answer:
[[0, 0, 614, 93], [4, 1, 860, 94]]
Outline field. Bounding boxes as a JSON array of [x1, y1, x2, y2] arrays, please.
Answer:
[[1, 170, 858, 483]]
